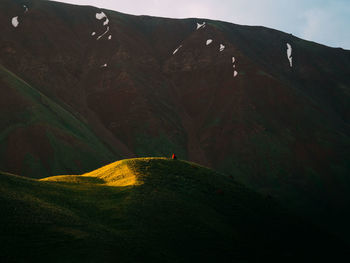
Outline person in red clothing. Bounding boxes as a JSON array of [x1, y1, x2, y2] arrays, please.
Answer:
[[172, 153, 177, 160]]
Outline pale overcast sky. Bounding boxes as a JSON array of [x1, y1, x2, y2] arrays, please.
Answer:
[[51, 0, 350, 49]]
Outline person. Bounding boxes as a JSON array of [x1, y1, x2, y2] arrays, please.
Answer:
[[172, 153, 177, 160]]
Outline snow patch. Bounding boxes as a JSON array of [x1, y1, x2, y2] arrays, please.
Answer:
[[96, 12, 107, 20], [96, 11, 109, 26], [286, 43, 293, 67], [103, 18, 109, 26], [232, 57, 238, 78], [101, 64, 107, 68], [23, 5, 28, 13], [97, 26, 110, 40], [108, 35, 112, 40], [91, 32, 96, 36], [206, 39, 213, 46], [11, 16, 19, 28], [196, 22, 206, 30], [173, 45, 182, 55], [220, 44, 225, 52], [95, 11, 111, 40]]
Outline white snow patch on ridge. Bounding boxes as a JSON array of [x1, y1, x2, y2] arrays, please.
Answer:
[[103, 18, 109, 26], [101, 64, 107, 68], [286, 43, 293, 67], [196, 22, 206, 30], [23, 5, 28, 13], [97, 26, 110, 40], [91, 32, 96, 36], [173, 45, 182, 55], [108, 35, 112, 40], [220, 44, 225, 52], [232, 57, 238, 78], [96, 11, 109, 26], [206, 39, 213, 46], [96, 12, 107, 20], [95, 11, 111, 40], [11, 16, 19, 27]]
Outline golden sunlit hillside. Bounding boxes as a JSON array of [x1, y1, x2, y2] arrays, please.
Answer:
[[41, 158, 146, 186], [0, 158, 348, 262]]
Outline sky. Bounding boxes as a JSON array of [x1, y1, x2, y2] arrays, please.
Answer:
[[51, 0, 350, 49]]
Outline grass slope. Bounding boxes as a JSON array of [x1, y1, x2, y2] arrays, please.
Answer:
[[0, 65, 117, 178], [0, 158, 348, 262]]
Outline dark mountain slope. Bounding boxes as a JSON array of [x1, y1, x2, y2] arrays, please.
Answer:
[[0, 158, 349, 262], [0, 0, 350, 242], [0, 64, 117, 177]]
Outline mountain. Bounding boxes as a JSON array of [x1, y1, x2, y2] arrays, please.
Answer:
[[0, 0, 350, 243], [0, 64, 118, 178], [0, 158, 348, 262]]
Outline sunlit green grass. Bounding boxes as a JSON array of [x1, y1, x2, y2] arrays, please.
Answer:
[[0, 158, 347, 262]]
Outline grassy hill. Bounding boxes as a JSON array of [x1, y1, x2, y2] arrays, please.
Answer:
[[0, 158, 348, 262], [0, 64, 118, 178]]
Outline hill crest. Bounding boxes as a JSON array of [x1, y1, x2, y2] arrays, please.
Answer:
[[1, 157, 349, 262], [40, 157, 229, 188]]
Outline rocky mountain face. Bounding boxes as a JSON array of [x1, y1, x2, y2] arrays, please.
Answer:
[[1, 0, 350, 242]]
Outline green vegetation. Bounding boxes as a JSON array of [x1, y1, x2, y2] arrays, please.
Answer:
[[0, 65, 117, 178], [0, 158, 347, 262]]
